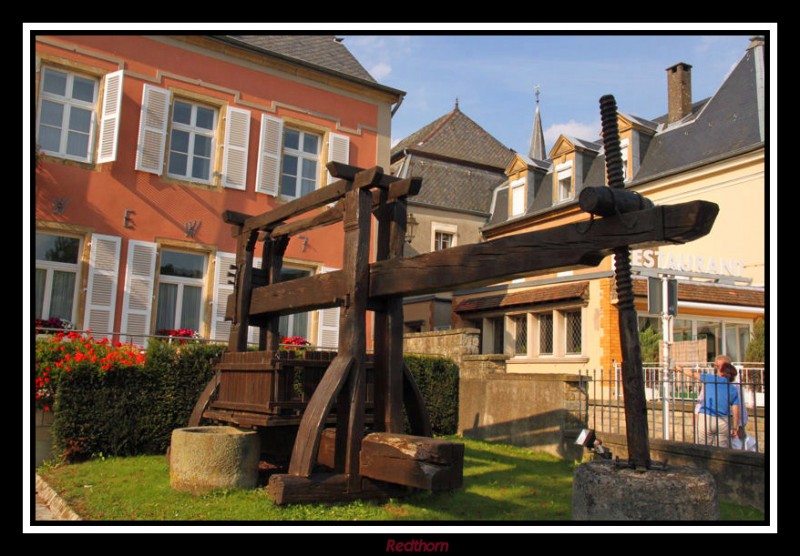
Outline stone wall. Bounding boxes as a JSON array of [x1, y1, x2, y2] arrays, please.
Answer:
[[596, 432, 765, 511], [403, 328, 480, 366], [459, 371, 589, 461]]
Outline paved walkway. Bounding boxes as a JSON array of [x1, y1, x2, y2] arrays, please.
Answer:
[[35, 496, 58, 521], [34, 476, 81, 522]]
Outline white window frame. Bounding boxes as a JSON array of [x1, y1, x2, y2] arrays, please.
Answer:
[[620, 138, 630, 182], [167, 99, 218, 185], [280, 128, 322, 200], [555, 161, 573, 203], [155, 250, 208, 333], [510, 177, 526, 217], [35, 233, 83, 324], [431, 222, 458, 252], [37, 67, 99, 163]]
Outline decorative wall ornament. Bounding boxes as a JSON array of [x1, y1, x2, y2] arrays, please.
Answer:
[[52, 197, 70, 215], [184, 220, 201, 238]]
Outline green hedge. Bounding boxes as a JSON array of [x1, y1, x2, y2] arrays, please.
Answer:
[[47, 343, 458, 461], [51, 341, 224, 461], [404, 354, 459, 436]]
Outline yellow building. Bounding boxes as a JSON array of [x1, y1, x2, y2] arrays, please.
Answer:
[[452, 37, 766, 372]]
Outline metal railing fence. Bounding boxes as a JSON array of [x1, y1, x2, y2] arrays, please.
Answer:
[[581, 363, 765, 453]]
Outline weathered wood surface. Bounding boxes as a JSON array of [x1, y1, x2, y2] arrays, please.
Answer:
[[267, 472, 405, 506], [317, 430, 463, 491], [243, 200, 719, 318], [237, 165, 384, 236], [187, 371, 221, 427], [373, 192, 409, 434]]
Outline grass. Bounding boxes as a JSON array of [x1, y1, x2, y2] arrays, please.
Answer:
[[37, 436, 763, 522]]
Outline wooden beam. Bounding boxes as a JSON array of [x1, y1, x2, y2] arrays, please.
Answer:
[[245, 201, 718, 318], [240, 166, 385, 235]]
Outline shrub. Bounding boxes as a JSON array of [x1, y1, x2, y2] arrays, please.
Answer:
[[404, 355, 459, 436], [745, 317, 765, 363], [44, 335, 223, 462]]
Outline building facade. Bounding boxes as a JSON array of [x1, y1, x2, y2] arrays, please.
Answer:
[[33, 35, 403, 347], [452, 37, 766, 372]]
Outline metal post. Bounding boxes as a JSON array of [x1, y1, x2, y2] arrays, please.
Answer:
[[661, 275, 671, 440]]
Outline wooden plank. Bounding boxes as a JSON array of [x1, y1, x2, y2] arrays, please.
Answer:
[[267, 177, 422, 241], [245, 200, 719, 318], [359, 433, 464, 491], [288, 355, 354, 477], [240, 166, 385, 236], [267, 472, 405, 506], [187, 371, 221, 427], [209, 400, 272, 414], [228, 232, 258, 352]]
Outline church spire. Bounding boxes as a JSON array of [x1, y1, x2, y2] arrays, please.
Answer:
[[528, 85, 546, 160]]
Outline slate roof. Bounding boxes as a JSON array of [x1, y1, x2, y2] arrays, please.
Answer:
[[391, 106, 517, 171], [397, 156, 506, 215], [391, 106, 516, 214], [485, 41, 765, 231], [219, 35, 385, 87], [454, 281, 590, 313], [632, 277, 764, 307]]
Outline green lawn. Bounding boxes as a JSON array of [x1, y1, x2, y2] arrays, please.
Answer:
[[37, 436, 763, 522]]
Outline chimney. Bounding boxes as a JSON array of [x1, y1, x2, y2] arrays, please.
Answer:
[[666, 62, 692, 124]]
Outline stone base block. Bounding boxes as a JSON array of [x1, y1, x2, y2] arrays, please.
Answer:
[[572, 460, 719, 520], [170, 426, 260, 495]]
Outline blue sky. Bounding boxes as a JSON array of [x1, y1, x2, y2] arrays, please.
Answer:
[[341, 33, 761, 156]]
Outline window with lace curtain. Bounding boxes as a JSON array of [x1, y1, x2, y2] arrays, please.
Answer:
[[35, 233, 82, 323], [155, 250, 206, 334]]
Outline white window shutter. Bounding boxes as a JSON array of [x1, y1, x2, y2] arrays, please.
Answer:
[[247, 257, 263, 345], [256, 114, 283, 196], [135, 84, 171, 175], [316, 267, 340, 349], [327, 133, 350, 184], [222, 107, 251, 190], [211, 251, 236, 342], [120, 240, 157, 345], [83, 234, 121, 340], [97, 70, 124, 163]]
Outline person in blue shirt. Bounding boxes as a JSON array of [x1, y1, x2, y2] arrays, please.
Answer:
[[678, 361, 740, 448]]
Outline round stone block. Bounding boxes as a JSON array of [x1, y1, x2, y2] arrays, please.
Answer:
[[572, 460, 719, 520], [170, 426, 260, 494]]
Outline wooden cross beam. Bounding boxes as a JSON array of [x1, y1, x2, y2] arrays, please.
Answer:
[[237, 200, 718, 320]]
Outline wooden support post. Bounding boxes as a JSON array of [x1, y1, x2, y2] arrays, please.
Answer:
[[335, 186, 373, 491], [373, 192, 408, 434], [228, 231, 258, 352], [286, 166, 382, 485], [260, 236, 289, 352]]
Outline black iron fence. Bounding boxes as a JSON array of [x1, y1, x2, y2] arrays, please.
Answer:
[[581, 363, 766, 453]]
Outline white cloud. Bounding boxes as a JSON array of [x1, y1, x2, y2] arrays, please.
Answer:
[[544, 119, 601, 147], [369, 62, 392, 80]]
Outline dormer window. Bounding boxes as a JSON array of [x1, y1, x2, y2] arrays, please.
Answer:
[[620, 138, 630, 182], [510, 177, 526, 216], [556, 161, 573, 202]]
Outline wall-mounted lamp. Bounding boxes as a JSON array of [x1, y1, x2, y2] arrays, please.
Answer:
[[405, 213, 418, 244]]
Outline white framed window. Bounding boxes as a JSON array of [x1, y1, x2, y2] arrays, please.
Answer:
[[620, 138, 630, 182], [37, 68, 99, 163], [167, 100, 218, 184], [35, 233, 82, 324], [510, 178, 526, 216], [155, 250, 207, 334], [556, 161, 573, 203], [431, 223, 458, 252], [280, 129, 321, 199]]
